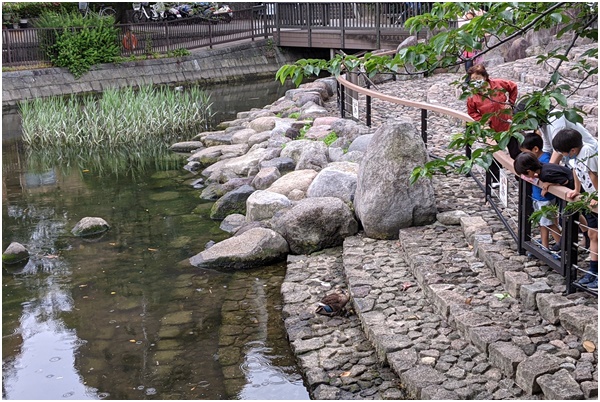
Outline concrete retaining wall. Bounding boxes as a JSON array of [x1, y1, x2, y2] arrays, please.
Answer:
[[2, 39, 328, 108]]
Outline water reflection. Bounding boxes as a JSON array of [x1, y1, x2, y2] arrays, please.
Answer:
[[2, 77, 309, 400]]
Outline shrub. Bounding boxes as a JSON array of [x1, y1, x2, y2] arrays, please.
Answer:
[[34, 11, 120, 78]]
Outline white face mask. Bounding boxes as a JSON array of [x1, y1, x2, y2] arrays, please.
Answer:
[[472, 79, 485, 88]]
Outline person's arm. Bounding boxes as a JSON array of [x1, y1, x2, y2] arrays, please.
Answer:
[[505, 80, 518, 106], [567, 170, 582, 199], [590, 170, 598, 191], [467, 97, 481, 121], [549, 150, 563, 164]]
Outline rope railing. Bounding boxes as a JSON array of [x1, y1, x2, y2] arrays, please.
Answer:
[[336, 71, 597, 296]]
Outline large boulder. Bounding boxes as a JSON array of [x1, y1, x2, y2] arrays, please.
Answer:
[[281, 140, 329, 171], [348, 134, 374, 153], [299, 101, 330, 119], [246, 190, 292, 222], [330, 118, 370, 142], [210, 185, 255, 220], [266, 169, 318, 198], [2, 242, 29, 265], [271, 197, 358, 254], [189, 144, 249, 166], [306, 162, 359, 205], [231, 128, 257, 145], [249, 116, 278, 132], [354, 120, 437, 239], [189, 227, 289, 269], [71, 217, 110, 237], [202, 147, 280, 183], [251, 166, 281, 190], [170, 141, 204, 153]]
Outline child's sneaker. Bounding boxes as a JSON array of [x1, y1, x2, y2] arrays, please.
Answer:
[[584, 279, 598, 291], [577, 272, 596, 286]]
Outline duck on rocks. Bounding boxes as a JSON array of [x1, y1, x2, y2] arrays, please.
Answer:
[[315, 288, 351, 317]]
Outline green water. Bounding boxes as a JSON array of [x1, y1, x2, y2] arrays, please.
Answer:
[[1, 80, 309, 400]]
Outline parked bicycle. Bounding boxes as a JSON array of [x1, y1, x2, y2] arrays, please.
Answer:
[[78, 2, 116, 18], [132, 2, 166, 23]]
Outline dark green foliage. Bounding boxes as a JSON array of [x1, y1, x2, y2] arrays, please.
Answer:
[[34, 11, 120, 78]]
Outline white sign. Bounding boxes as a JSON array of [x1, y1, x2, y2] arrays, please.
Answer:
[[352, 98, 359, 119], [499, 168, 508, 207]]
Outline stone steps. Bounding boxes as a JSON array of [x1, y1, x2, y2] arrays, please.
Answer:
[[342, 173, 598, 399]]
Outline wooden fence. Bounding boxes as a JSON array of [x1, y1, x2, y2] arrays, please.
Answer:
[[2, 5, 270, 68]]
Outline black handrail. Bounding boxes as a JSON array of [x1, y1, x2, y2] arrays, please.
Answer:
[[336, 71, 597, 297]]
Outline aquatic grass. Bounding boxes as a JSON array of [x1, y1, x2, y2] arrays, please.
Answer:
[[20, 85, 215, 151]]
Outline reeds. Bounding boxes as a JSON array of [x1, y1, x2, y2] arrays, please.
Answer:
[[20, 85, 215, 151]]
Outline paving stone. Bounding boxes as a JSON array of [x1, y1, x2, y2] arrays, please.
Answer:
[[399, 365, 445, 399], [519, 281, 551, 310], [558, 305, 598, 338], [536, 369, 584, 400], [536, 293, 576, 324], [489, 341, 528, 377], [504, 271, 532, 298], [469, 326, 512, 354], [515, 351, 562, 395]]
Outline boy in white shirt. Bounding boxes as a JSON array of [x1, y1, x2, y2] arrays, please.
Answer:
[[552, 128, 598, 290]]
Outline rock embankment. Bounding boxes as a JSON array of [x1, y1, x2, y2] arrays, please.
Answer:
[[174, 46, 597, 399]]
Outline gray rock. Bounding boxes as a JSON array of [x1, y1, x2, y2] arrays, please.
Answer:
[[515, 351, 561, 395], [306, 163, 359, 205], [246, 190, 292, 222], [436, 210, 468, 225], [348, 134, 374, 153], [400, 365, 445, 399], [251, 166, 281, 190], [558, 305, 598, 338], [203, 131, 233, 147], [222, 177, 254, 192], [330, 118, 369, 142], [210, 185, 255, 220], [202, 147, 279, 183], [271, 197, 358, 254], [294, 92, 324, 107], [488, 341, 527, 377], [219, 213, 246, 234], [267, 169, 318, 198], [281, 139, 329, 171], [230, 128, 257, 145], [199, 183, 225, 201], [536, 369, 584, 400], [299, 101, 330, 119], [169, 141, 204, 153], [260, 156, 296, 172], [249, 116, 277, 132], [71, 217, 110, 237], [2, 242, 29, 265], [536, 293, 576, 324], [247, 131, 271, 148], [189, 227, 289, 269], [354, 120, 437, 239]]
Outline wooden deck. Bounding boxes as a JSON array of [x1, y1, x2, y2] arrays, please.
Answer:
[[267, 2, 433, 51], [274, 27, 415, 51]]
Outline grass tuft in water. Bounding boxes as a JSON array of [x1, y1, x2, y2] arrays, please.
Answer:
[[20, 85, 215, 151]]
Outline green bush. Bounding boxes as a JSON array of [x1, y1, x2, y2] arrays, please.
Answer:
[[34, 11, 120, 78], [2, 2, 77, 19]]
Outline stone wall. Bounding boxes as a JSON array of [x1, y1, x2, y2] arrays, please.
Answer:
[[1, 39, 329, 108]]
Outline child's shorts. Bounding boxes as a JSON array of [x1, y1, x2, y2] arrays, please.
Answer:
[[533, 199, 557, 227], [583, 212, 598, 230]]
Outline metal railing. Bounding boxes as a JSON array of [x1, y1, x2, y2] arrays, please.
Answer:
[[269, 2, 435, 49], [336, 69, 597, 297], [2, 5, 270, 68]]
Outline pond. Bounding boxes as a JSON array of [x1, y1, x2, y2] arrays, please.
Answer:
[[2, 79, 311, 400]]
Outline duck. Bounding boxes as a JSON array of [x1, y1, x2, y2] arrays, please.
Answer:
[[315, 288, 350, 317]]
